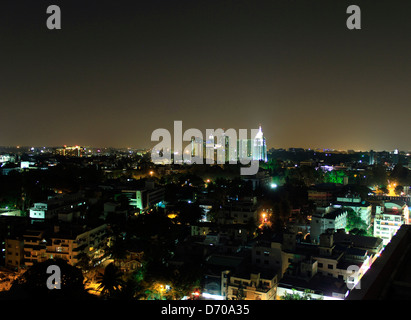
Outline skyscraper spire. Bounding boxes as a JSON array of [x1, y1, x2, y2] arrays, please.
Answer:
[[253, 125, 267, 162]]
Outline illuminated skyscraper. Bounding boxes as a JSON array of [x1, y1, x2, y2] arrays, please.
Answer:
[[238, 126, 267, 163], [252, 126, 267, 162]]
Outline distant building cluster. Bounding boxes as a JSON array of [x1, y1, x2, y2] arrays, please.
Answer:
[[0, 142, 411, 300], [152, 126, 268, 165]]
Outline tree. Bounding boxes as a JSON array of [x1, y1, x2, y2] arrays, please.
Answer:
[[380, 185, 388, 194], [270, 202, 285, 233], [96, 262, 124, 299], [281, 289, 321, 300], [235, 284, 245, 300], [114, 277, 145, 300], [324, 170, 347, 184], [174, 202, 204, 225], [367, 164, 388, 187], [166, 263, 204, 300], [107, 236, 128, 261], [390, 164, 410, 186], [395, 185, 404, 196], [345, 208, 368, 234], [75, 252, 92, 272], [7, 258, 92, 300], [245, 217, 257, 235]]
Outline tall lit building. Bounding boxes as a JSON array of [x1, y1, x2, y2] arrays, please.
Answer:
[[190, 137, 203, 163], [204, 131, 238, 164], [238, 126, 267, 163], [152, 125, 268, 165], [252, 126, 267, 162]]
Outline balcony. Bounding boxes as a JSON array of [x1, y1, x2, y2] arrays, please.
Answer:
[[46, 249, 68, 254]]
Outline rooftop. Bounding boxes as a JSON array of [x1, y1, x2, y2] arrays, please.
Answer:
[[333, 232, 383, 251], [333, 201, 371, 207], [279, 273, 348, 297], [323, 208, 346, 220]]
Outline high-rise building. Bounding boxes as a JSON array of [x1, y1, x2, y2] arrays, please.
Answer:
[[392, 149, 399, 165], [238, 126, 267, 163], [190, 137, 203, 164], [252, 126, 267, 162], [369, 150, 375, 165], [153, 125, 268, 165]]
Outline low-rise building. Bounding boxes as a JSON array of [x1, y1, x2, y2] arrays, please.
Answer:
[[312, 231, 371, 288], [333, 194, 372, 227], [310, 207, 347, 244], [277, 273, 349, 300], [202, 253, 248, 300], [113, 250, 144, 275], [252, 243, 289, 279], [227, 269, 278, 300], [333, 231, 383, 263], [122, 180, 165, 212], [217, 199, 258, 225], [308, 183, 343, 207], [29, 192, 87, 221]]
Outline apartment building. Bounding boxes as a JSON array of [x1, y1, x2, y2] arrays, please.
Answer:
[[4, 238, 24, 269], [47, 224, 108, 266], [374, 200, 409, 246], [23, 230, 47, 267], [8, 224, 109, 269]]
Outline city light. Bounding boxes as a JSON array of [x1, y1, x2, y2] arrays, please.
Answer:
[[1, 0, 409, 302], [201, 293, 225, 300]]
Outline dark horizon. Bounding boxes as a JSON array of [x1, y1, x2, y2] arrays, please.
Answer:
[[1, 0, 410, 151]]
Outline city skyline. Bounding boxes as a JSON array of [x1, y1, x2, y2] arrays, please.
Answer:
[[1, 1, 411, 151]]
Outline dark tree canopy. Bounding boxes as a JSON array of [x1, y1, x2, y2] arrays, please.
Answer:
[[6, 259, 93, 300]]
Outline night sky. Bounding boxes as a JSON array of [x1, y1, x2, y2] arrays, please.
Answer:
[[1, 0, 410, 151]]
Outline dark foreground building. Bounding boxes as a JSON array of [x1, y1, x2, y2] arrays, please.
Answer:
[[346, 224, 411, 300]]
